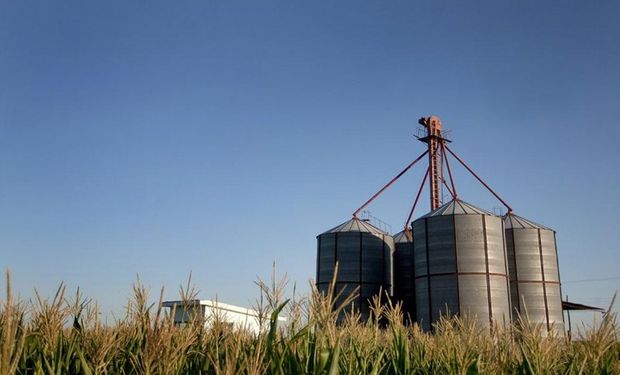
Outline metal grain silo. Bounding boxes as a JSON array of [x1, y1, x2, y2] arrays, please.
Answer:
[[316, 218, 394, 320], [504, 214, 564, 335], [413, 199, 511, 331], [393, 229, 416, 323]]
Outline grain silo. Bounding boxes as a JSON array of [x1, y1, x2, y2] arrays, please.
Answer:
[[393, 229, 416, 323], [316, 218, 394, 320], [413, 199, 511, 331], [315, 114, 582, 331], [504, 214, 564, 334]]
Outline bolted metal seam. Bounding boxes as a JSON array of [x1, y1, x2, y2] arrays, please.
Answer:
[[424, 217, 432, 330], [538, 229, 551, 332], [553, 231, 566, 326], [483, 215, 493, 328], [452, 214, 461, 316]]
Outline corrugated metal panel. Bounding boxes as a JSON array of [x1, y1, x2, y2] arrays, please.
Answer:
[[458, 274, 491, 328], [455, 215, 486, 273], [415, 277, 429, 331], [505, 233, 517, 278], [394, 244, 414, 295], [489, 275, 511, 325], [540, 230, 560, 282], [413, 220, 427, 277], [361, 283, 383, 310], [337, 233, 360, 282], [545, 283, 564, 333], [513, 230, 542, 281], [427, 216, 456, 274], [384, 243, 394, 294], [485, 217, 507, 274], [316, 218, 393, 321], [516, 282, 547, 325], [362, 235, 384, 284], [318, 235, 335, 284], [413, 199, 511, 331], [393, 229, 415, 323], [430, 274, 458, 322], [505, 213, 564, 335], [334, 284, 360, 320], [509, 282, 519, 317]]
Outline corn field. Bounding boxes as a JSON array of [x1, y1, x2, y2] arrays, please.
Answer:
[[0, 270, 618, 375]]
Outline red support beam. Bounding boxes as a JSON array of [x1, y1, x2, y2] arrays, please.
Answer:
[[441, 176, 457, 200], [404, 166, 430, 229], [444, 145, 513, 213], [352, 150, 429, 218], [441, 142, 458, 198]]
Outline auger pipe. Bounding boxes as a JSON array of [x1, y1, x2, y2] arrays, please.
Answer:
[[352, 150, 429, 218], [444, 144, 513, 213]]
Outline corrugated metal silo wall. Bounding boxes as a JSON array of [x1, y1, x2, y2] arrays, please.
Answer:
[[394, 239, 416, 323], [506, 227, 564, 335], [316, 232, 394, 321], [413, 214, 511, 331]]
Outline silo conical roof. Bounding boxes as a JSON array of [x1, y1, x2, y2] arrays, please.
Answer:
[[503, 213, 552, 230], [419, 198, 494, 218], [393, 229, 413, 243], [320, 217, 388, 237]]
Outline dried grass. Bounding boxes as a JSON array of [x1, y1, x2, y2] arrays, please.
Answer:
[[0, 269, 618, 374]]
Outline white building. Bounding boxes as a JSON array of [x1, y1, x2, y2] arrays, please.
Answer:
[[162, 299, 286, 334]]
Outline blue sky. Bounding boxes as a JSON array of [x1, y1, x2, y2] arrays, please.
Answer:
[[1, 1, 618, 322]]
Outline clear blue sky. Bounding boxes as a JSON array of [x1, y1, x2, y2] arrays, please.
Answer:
[[1, 1, 618, 321]]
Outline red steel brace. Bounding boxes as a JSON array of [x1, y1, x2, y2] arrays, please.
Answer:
[[444, 144, 512, 213], [352, 150, 429, 218], [404, 166, 430, 229], [441, 142, 458, 198]]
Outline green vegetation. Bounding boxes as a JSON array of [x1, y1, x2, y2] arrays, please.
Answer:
[[1, 269, 618, 375]]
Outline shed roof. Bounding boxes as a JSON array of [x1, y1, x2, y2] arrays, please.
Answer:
[[562, 300, 604, 312]]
